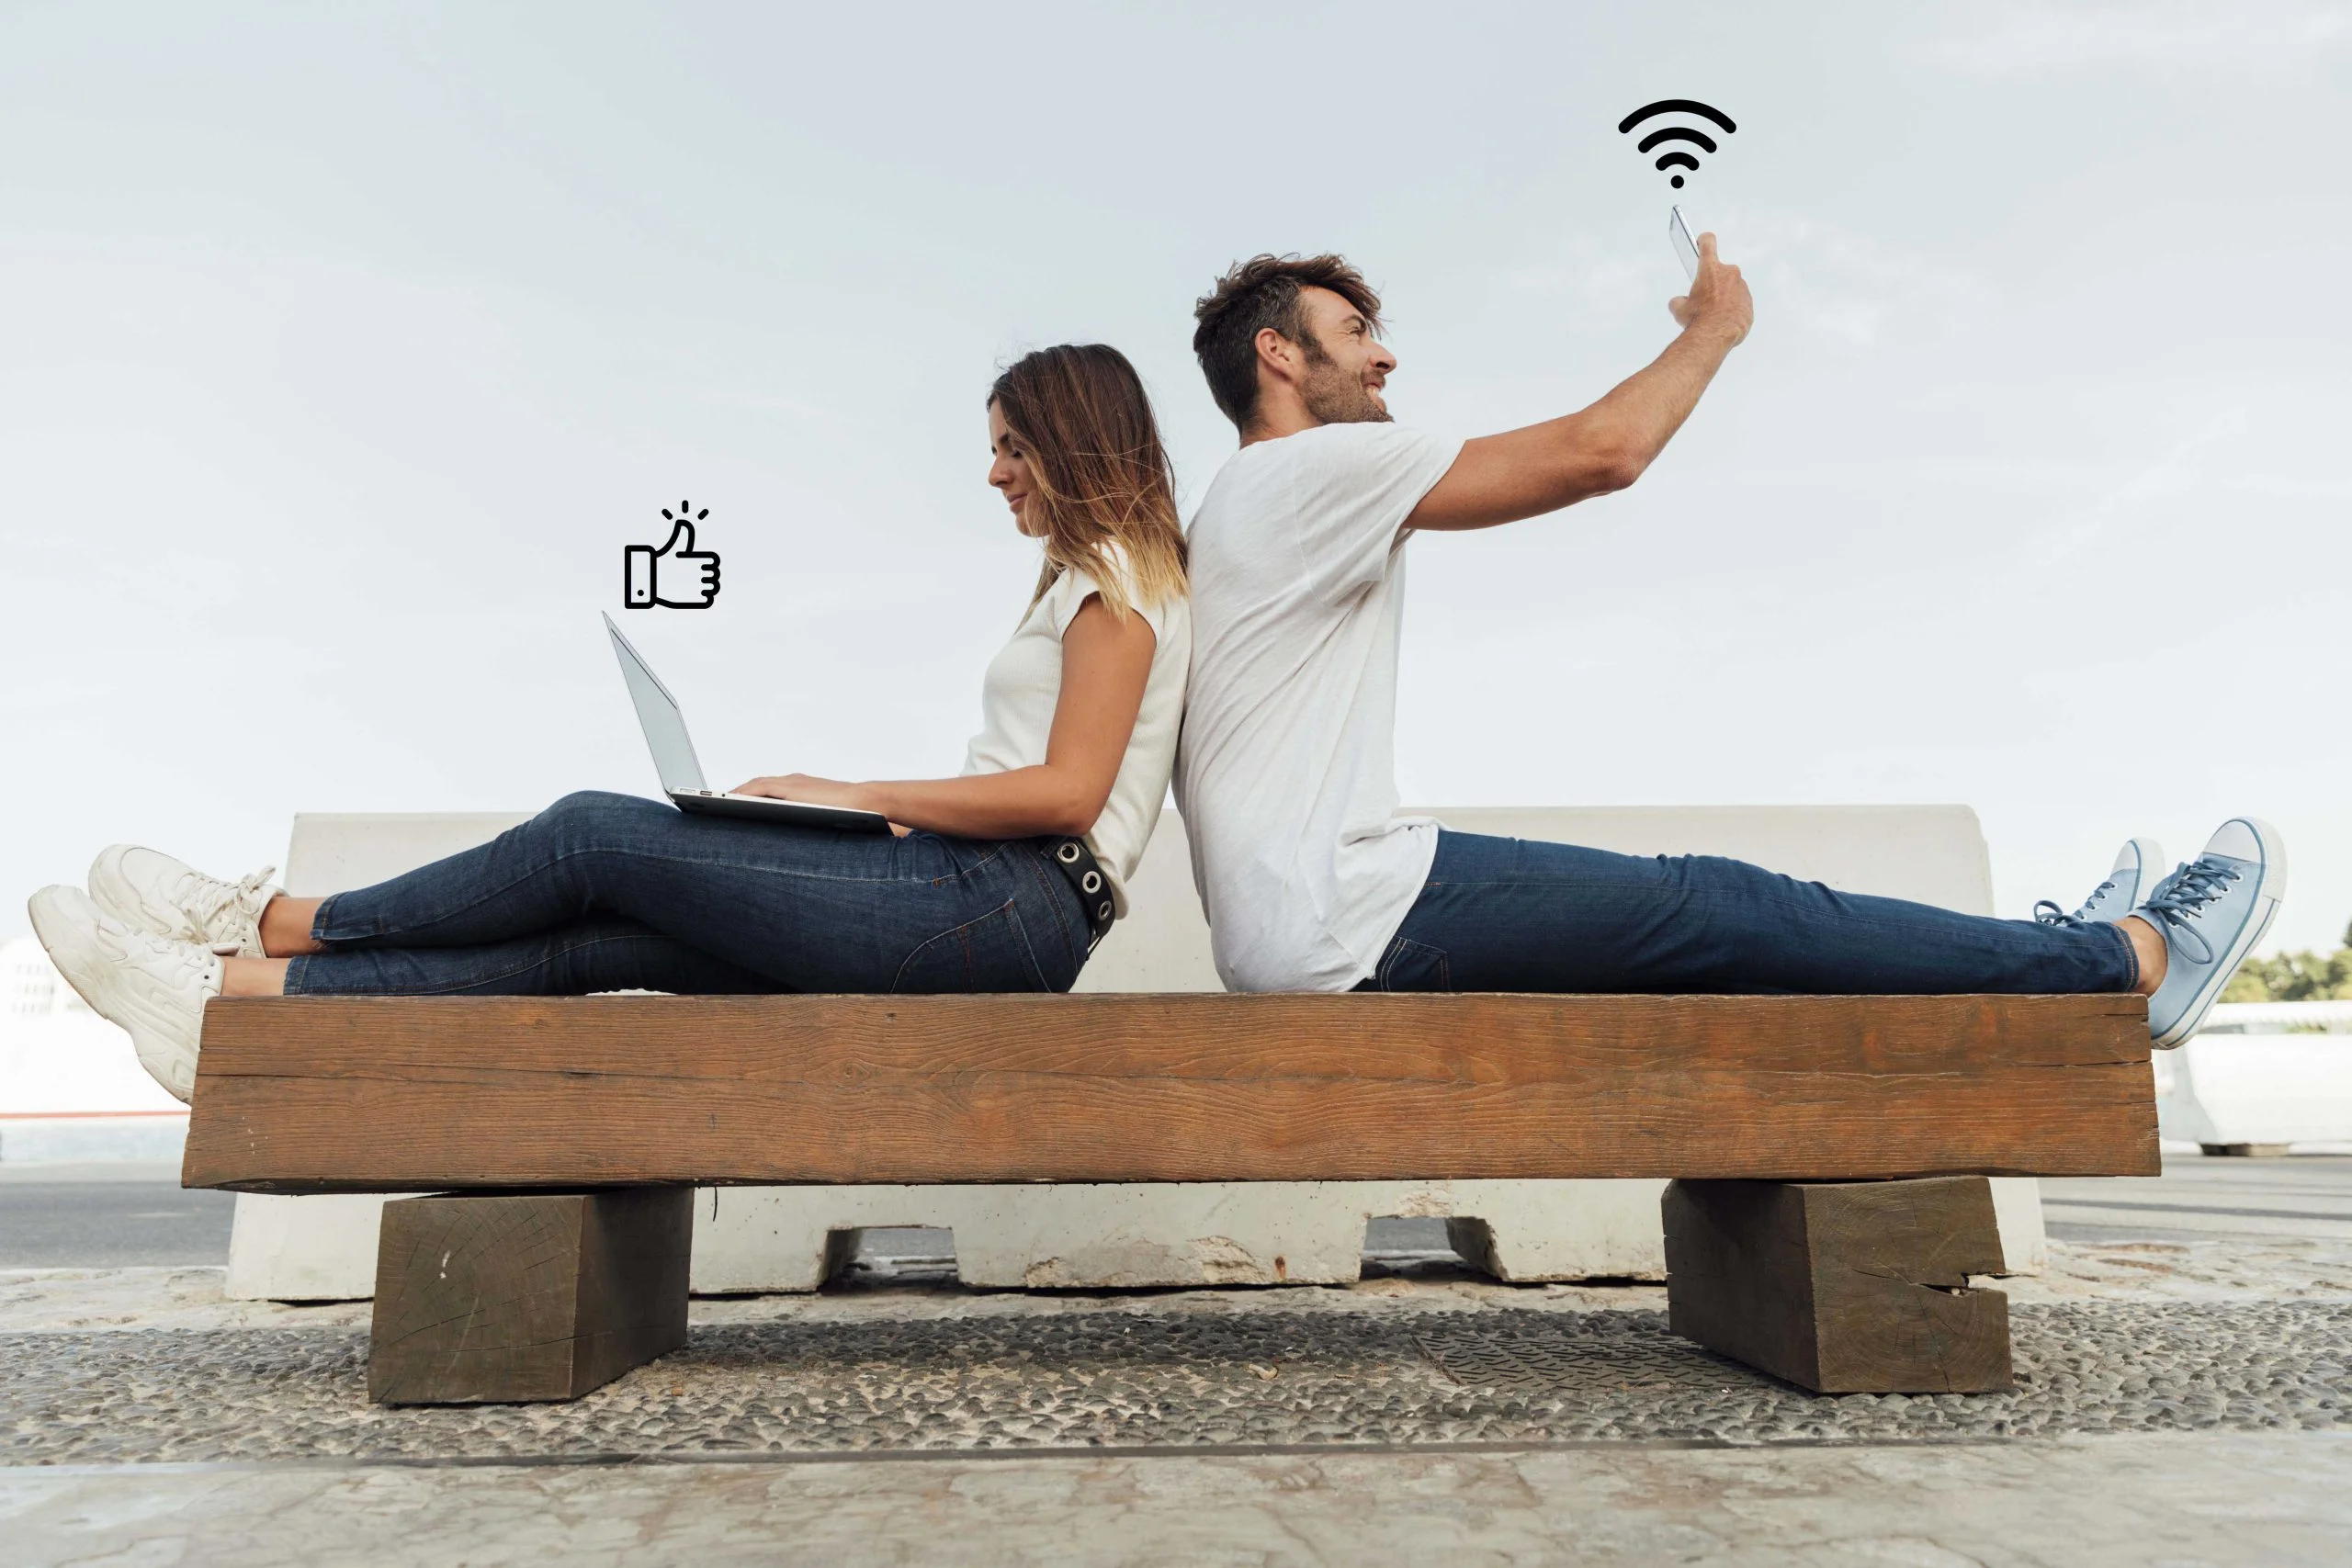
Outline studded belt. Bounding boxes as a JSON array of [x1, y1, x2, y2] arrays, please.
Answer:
[[1046, 837, 1116, 951]]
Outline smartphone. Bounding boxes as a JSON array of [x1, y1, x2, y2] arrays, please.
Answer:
[[1668, 205, 1701, 284]]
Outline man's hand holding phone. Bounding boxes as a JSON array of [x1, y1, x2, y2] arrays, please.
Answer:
[[1669, 230, 1753, 348]]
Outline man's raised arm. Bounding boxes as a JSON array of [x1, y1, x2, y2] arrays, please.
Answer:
[[1406, 232, 1755, 534]]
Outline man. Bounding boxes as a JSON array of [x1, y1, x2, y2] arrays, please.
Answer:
[[1172, 239, 2280, 1046]]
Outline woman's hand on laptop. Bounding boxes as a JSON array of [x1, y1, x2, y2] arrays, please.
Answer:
[[736, 773, 864, 807], [734, 774, 914, 835]]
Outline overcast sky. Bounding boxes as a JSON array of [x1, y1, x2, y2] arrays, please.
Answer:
[[4, 0, 2347, 953]]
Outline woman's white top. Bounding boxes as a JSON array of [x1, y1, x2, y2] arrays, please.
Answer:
[[960, 557, 1191, 916]]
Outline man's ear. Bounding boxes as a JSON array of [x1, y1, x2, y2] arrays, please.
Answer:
[[1253, 325, 1300, 388]]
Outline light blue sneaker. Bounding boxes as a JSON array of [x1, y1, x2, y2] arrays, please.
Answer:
[[2036, 838, 2165, 927], [2137, 818, 2288, 1049]]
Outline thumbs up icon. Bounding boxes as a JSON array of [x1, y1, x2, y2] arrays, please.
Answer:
[[624, 502, 722, 609]]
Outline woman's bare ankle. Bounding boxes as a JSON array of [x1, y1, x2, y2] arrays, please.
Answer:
[[2121, 914, 2168, 996], [257, 895, 325, 957], [221, 956, 290, 998]]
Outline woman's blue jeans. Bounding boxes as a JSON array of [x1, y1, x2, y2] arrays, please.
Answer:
[[1358, 830, 2139, 995], [284, 791, 1091, 996]]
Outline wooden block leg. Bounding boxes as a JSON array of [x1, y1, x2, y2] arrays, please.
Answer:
[[368, 1187, 692, 1404], [1662, 1176, 2011, 1394]]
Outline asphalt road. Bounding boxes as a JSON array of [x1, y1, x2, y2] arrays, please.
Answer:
[[0, 1161, 237, 1268], [2041, 1152, 2352, 1244]]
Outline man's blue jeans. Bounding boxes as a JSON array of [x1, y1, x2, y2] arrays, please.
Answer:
[[284, 791, 1092, 996], [1358, 830, 2139, 994]]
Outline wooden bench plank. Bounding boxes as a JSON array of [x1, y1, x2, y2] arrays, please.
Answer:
[[182, 992, 2158, 1193]]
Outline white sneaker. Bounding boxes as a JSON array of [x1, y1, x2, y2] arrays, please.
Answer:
[[28, 885, 221, 1104], [87, 845, 278, 958], [2036, 838, 2165, 927]]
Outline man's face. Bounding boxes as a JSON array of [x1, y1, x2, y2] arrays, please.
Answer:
[[1291, 285, 1396, 425]]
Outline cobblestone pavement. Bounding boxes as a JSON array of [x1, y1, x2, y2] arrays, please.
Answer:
[[5, 1287, 2348, 1465]]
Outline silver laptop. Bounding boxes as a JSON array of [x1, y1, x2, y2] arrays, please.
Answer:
[[604, 614, 892, 834]]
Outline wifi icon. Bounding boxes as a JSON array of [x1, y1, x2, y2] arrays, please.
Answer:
[[1618, 99, 1736, 188]]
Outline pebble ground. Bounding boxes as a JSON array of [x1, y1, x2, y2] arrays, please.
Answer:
[[7, 1296, 2346, 1465]]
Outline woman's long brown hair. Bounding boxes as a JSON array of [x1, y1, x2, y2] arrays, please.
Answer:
[[989, 344, 1187, 622]]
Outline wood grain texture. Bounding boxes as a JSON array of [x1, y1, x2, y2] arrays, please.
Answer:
[[1663, 1177, 2012, 1394], [368, 1188, 691, 1404], [182, 992, 2158, 1194]]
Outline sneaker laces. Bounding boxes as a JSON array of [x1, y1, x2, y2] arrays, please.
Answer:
[[175, 864, 276, 953], [2034, 875, 2121, 928], [2134, 859, 2240, 967]]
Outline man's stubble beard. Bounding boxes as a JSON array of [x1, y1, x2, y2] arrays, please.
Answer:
[[1299, 344, 1392, 426]]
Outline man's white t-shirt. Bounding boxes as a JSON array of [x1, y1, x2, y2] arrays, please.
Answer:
[[1174, 423, 1464, 991], [962, 555, 1191, 917]]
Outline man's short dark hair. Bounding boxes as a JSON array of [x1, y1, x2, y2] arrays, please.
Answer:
[[1192, 254, 1384, 431]]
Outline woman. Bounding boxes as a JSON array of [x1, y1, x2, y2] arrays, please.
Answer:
[[29, 344, 1193, 1102]]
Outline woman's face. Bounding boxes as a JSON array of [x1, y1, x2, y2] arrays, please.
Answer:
[[988, 400, 1043, 538]]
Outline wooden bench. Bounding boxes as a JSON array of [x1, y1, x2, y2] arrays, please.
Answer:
[[228, 804, 2042, 1296], [182, 990, 2158, 1404]]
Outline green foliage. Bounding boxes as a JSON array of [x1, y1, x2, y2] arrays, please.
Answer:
[[2221, 917, 2352, 1003]]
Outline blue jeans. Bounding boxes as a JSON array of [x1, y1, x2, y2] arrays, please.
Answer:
[[1358, 830, 2139, 995], [284, 791, 1091, 996]]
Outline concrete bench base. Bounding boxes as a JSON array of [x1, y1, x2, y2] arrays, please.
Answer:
[[695, 1179, 1671, 1290], [229, 1181, 1673, 1300], [227, 1176, 2050, 1300]]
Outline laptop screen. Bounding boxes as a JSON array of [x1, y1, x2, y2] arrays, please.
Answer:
[[604, 615, 709, 795]]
